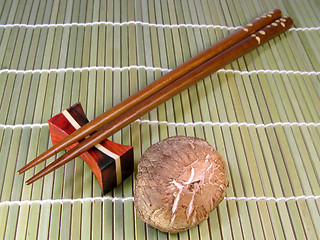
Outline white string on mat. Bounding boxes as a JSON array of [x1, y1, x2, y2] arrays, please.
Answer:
[[0, 123, 48, 129], [1, 121, 319, 130], [0, 194, 319, 207], [0, 67, 319, 77], [134, 120, 320, 128], [294, 27, 320, 31], [224, 195, 320, 202], [0, 21, 238, 30], [0, 65, 171, 74], [0, 21, 318, 32]]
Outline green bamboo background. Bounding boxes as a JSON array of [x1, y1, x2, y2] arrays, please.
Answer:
[[0, 0, 319, 239]]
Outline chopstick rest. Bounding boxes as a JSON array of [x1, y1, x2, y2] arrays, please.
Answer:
[[48, 102, 133, 194]]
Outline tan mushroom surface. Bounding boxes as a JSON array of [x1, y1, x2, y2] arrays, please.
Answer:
[[134, 136, 229, 233]]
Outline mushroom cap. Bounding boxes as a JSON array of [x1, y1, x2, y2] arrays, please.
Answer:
[[134, 136, 228, 233]]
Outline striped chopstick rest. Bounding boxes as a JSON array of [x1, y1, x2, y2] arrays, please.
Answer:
[[48, 102, 134, 194]]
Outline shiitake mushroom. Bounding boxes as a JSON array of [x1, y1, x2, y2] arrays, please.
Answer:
[[134, 136, 229, 233]]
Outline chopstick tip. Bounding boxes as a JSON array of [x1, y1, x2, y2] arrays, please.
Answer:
[[25, 178, 33, 185], [17, 168, 25, 175], [17, 164, 32, 175]]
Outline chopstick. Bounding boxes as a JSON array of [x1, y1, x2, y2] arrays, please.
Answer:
[[23, 15, 293, 185], [19, 13, 292, 184], [17, 9, 282, 176]]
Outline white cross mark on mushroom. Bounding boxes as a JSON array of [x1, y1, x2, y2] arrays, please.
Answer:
[[169, 155, 219, 224]]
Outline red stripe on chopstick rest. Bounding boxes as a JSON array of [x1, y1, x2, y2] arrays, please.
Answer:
[[17, 9, 282, 175], [25, 16, 293, 185]]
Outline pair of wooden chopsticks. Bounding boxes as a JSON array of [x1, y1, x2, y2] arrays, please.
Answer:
[[18, 9, 293, 184]]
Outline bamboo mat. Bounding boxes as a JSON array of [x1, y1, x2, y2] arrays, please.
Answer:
[[0, 0, 319, 239]]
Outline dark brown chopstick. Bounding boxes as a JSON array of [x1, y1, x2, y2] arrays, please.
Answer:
[[24, 16, 293, 185], [17, 9, 282, 176]]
